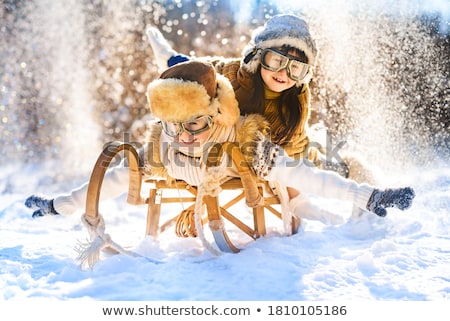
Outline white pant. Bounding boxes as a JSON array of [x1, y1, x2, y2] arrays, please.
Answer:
[[266, 154, 374, 213], [53, 165, 129, 215], [289, 193, 345, 225]]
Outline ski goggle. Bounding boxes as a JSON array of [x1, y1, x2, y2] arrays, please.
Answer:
[[161, 115, 213, 137], [260, 48, 310, 81]]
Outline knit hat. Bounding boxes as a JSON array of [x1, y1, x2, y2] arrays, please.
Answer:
[[146, 61, 240, 126], [242, 14, 318, 84]]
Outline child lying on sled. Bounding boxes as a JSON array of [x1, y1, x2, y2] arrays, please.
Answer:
[[25, 61, 415, 228]]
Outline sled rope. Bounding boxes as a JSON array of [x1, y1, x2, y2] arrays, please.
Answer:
[[75, 213, 140, 269], [175, 209, 198, 237]]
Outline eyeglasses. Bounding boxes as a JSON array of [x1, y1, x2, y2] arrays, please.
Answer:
[[161, 115, 213, 137], [260, 48, 310, 81]]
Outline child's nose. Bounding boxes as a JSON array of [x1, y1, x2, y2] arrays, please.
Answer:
[[178, 130, 193, 140], [277, 67, 288, 75]]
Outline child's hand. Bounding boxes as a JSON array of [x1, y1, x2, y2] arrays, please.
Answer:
[[25, 195, 59, 218]]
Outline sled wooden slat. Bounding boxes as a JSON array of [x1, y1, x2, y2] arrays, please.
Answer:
[[264, 204, 283, 219], [146, 188, 161, 237], [221, 192, 245, 209], [159, 197, 197, 203], [218, 207, 258, 239]]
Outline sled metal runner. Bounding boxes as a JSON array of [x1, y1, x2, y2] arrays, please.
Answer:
[[84, 141, 300, 254]]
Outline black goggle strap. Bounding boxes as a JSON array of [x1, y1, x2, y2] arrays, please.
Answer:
[[243, 47, 260, 64]]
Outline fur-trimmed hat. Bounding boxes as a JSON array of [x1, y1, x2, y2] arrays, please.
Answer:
[[242, 14, 317, 85], [146, 60, 240, 126], [147, 60, 240, 126]]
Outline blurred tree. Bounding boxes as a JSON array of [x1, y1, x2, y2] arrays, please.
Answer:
[[1, 0, 448, 166]]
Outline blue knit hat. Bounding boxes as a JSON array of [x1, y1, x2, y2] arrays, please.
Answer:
[[242, 14, 317, 85]]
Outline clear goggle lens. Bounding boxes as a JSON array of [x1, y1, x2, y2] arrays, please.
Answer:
[[161, 115, 212, 137], [260, 48, 309, 81]]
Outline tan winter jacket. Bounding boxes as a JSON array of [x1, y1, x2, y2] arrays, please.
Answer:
[[202, 57, 319, 163]]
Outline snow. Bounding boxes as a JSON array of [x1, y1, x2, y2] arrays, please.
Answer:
[[1, 160, 449, 304], [1, 1, 449, 319]]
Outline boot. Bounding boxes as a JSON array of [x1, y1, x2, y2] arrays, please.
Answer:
[[146, 26, 179, 71]]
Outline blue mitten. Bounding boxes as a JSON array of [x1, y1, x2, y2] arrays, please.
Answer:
[[25, 194, 59, 218], [366, 187, 415, 217]]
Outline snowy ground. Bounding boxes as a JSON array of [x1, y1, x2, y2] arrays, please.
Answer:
[[1, 1, 449, 318], [1, 159, 449, 304]]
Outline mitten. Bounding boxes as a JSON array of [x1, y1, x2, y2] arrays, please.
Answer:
[[366, 187, 415, 217], [25, 194, 59, 218]]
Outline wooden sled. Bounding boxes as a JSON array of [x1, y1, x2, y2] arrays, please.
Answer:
[[84, 141, 300, 254]]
